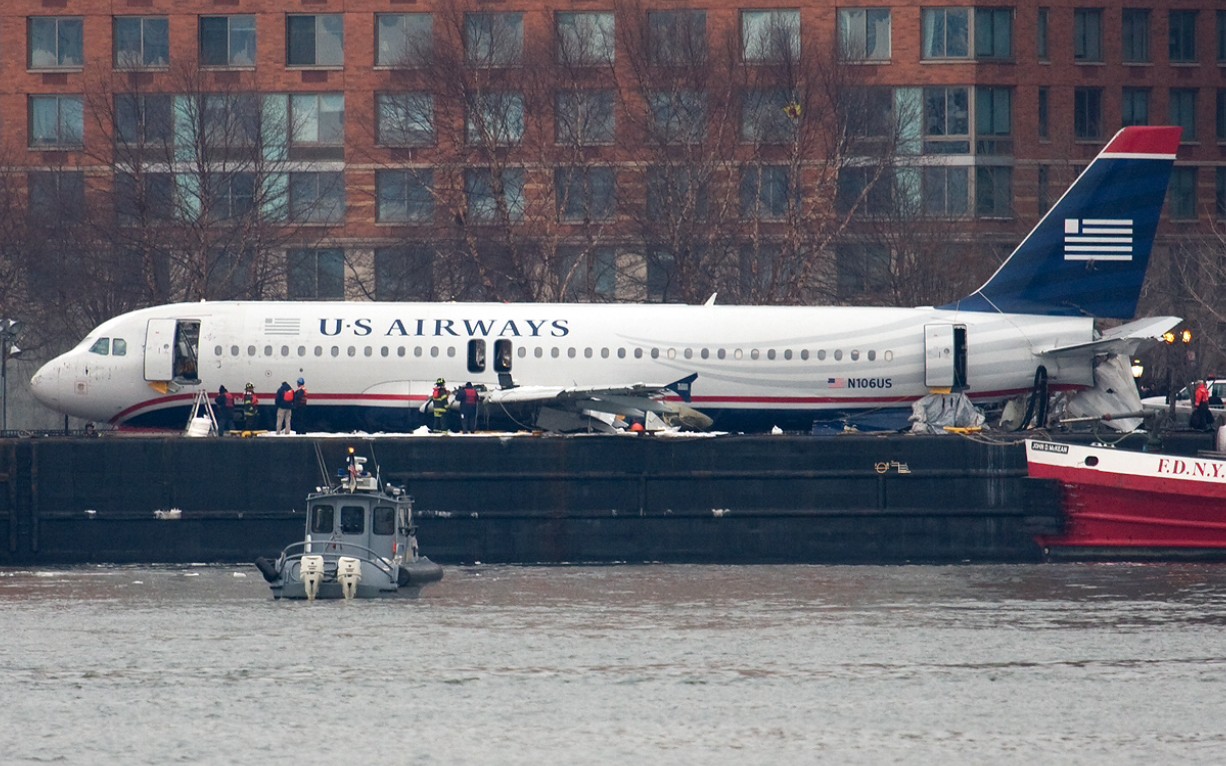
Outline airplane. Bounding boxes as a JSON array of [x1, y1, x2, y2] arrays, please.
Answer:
[[30, 125, 1183, 434]]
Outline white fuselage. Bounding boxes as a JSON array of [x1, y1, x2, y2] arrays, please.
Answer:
[[30, 301, 1096, 429]]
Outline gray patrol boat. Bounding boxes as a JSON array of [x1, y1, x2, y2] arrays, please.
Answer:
[[255, 447, 443, 600]]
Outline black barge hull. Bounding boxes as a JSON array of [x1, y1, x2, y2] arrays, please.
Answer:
[[0, 434, 1061, 566]]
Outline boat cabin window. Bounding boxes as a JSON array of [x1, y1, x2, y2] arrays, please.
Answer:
[[468, 339, 486, 373], [373, 506, 395, 535], [89, 338, 110, 355], [310, 505, 334, 533], [340, 506, 365, 534]]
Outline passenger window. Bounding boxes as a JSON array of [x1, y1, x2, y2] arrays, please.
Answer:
[[373, 507, 395, 535], [310, 505, 335, 534], [331, 346, 340, 357], [340, 506, 365, 534], [468, 339, 487, 373], [113, 339, 127, 356], [494, 339, 513, 371], [281, 346, 289, 356], [231, 345, 240, 356]]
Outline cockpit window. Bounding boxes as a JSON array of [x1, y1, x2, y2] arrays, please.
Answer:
[[112, 338, 127, 356], [89, 338, 109, 355]]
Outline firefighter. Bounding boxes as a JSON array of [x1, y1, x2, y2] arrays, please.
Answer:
[[430, 377, 450, 432]]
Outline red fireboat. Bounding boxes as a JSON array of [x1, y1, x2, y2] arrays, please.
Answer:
[[1026, 439, 1226, 559]]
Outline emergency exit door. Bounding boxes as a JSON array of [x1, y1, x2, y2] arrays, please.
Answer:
[[144, 318, 176, 381], [924, 324, 967, 390]]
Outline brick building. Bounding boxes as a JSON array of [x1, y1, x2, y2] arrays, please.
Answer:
[[3, 1, 1224, 311]]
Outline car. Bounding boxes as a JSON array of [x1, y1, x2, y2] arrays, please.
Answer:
[[1140, 379, 1226, 427]]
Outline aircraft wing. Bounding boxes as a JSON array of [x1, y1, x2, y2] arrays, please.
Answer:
[[482, 374, 711, 430], [1037, 316, 1181, 359]]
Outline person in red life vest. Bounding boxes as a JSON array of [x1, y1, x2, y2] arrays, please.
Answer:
[[275, 381, 293, 434], [1191, 380, 1213, 431], [459, 381, 479, 433], [213, 385, 235, 435]]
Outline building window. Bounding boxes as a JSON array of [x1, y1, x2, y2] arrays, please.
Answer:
[[376, 169, 434, 224], [1073, 9, 1103, 63], [648, 11, 706, 66], [741, 10, 800, 63], [375, 246, 433, 300], [29, 95, 84, 148], [1074, 87, 1102, 140], [116, 173, 175, 225], [647, 90, 706, 144], [1216, 168, 1226, 218], [555, 90, 615, 145], [975, 166, 1012, 218], [975, 87, 1012, 153], [465, 13, 523, 68], [555, 167, 615, 222], [558, 247, 617, 300], [742, 88, 799, 144], [647, 166, 708, 222], [837, 9, 891, 62], [1169, 89, 1197, 142], [29, 17, 83, 69], [466, 92, 525, 146], [923, 86, 970, 153], [376, 13, 432, 68], [921, 8, 969, 59], [1217, 90, 1226, 142], [464, 168, 525, 224], [199, 94, 260, 148], [208, 174, 256, 220], [556, 12, 614, 66], [1037, 8, 1049, 61], [922, 166, 969, 217], [921, 7, 1013, 60], [1038, 87, 1049, 139], [376, 93, 434, 147], [1169, 11, 1197, 64], [1121, 9, 1150, 64], [115, 93, 173, 146], [1219, 12, 1226, 64], [289, 94, 344, 146], [835, 244, 890, 299], [287, 15, 343, 67], [740, 166, 791, 219], [1168, 166, 1197, 220], [200, 16, 256, 67], [114, 17, 169, 69], [974, 8, 1013, 60], [1122, 88, 1150, 127], [288, 248, 345, 300], [288, 171, 345, 224], [28, 171, 85, 224]]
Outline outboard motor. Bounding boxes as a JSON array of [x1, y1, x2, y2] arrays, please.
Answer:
[[336, 557, 361, 601], [300, 555, 325, 602]]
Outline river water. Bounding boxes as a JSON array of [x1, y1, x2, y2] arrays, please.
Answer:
[[4, 563, 1226, 764]]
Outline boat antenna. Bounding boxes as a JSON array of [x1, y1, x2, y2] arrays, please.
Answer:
[[367, 439, 381, 487], [313, 442, 329, 487]]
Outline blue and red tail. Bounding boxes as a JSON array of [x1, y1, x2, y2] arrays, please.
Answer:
[[944, 126, 1182, 319]]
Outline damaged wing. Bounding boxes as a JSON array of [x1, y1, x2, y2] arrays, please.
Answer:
[[483, 373, 712, 430], [1037, 316, 1181, 359]]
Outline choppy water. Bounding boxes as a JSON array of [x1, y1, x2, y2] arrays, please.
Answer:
[[3, 564, 1226, 765]]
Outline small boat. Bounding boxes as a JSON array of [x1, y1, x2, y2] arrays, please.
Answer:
[[1025, 438, 1226, 560], [255, 447, 443, 599]]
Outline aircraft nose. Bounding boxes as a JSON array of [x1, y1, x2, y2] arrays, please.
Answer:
[[30, 359, 66, 411]]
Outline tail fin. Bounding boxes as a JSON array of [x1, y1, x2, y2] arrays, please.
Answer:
[[943, 126, 1181, 318]]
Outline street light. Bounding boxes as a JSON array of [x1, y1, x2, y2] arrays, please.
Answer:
[[0, 319, 22, 433]]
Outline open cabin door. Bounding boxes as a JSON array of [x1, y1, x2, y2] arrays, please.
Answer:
[[924, 324, 968, 390], [144, 318, 201, 383]]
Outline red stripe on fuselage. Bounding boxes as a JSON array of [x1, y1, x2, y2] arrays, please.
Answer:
[[108, 384, 1083, 424]]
